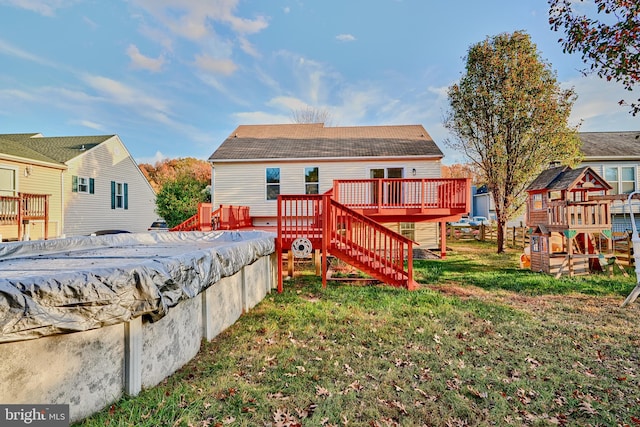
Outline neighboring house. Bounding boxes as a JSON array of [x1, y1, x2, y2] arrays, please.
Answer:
[[578, 131, 640, 232], [209, 123, 451, 248], [0, 133, 157, 239]]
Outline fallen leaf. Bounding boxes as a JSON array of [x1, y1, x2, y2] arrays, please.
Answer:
[[316, 385, 332, 397]]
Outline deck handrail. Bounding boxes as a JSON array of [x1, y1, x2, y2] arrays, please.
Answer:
[[332, 178, 470, 211], [0, 192, 50, 240], [170, 203, 251, 232]]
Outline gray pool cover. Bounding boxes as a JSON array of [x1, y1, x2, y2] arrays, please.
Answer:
[[0, 231, 274, 343]]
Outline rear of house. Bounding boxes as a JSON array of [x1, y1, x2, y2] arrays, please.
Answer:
[[209, 123, 447, 248], [578, 131, 640, 232]]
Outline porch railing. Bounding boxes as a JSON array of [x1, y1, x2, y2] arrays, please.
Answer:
[[0, 193, 50, 240], [170, 203, 252, 232], [331, 178, 470, 212]]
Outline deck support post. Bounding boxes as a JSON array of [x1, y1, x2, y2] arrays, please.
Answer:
[[440, 221, 447, 259], [287, 250, 294, 277]]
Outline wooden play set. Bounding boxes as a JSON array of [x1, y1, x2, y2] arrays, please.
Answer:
[[525, 165, 629, 278]]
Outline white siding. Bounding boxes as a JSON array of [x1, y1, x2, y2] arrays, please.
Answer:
[[580, 160, 640, 215], [63, 137, 157, 236], [212, 158, 441, 220]]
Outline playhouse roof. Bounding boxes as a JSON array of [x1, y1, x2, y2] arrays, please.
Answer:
[[526, 165, 612, 192]]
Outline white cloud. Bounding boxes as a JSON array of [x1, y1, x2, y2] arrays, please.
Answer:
[[267, 96, 308, 111], [194, 54, 237, 76], [136, 150, 168, 165], [129, 0, 268, 39], [0, 38, 62, 69], [238, 37, 260, 58], [75, 120, 106, 131], [336, 34, 356, 42], [562, 74, 639, 131], [0, 0, 78, 16], [283, 7, 290, 14], [126, 44, 165, 72], [80, 74, 177, 128], [232, 111, 291, 124]]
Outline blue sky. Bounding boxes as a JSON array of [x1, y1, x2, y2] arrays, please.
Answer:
[[0, 0, 637, 165]]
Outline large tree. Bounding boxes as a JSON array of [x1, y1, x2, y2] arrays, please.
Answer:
[[549, 0, 639, 115], [140, 158, 211, 227], [155, 175, 210, 228], [444, 31, 582, 253]]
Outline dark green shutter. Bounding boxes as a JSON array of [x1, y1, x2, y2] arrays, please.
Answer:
[[72, 175, 78, 192], [111, 181, 116, 209], [123, 183, 128, 210], [89, 178, 95, 194]]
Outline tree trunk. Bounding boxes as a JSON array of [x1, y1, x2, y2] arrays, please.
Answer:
[[496, 219, 505, 253]]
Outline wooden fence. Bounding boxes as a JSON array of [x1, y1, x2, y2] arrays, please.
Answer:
[[448, 224, 530, 249], [448, 224, 637, 266]]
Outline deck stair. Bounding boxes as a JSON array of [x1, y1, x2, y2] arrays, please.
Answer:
[[277, 194, 417, 291]]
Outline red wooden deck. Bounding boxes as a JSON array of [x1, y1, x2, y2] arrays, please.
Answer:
[[171, 178, 471, 291], [332, 178, 470, 222]]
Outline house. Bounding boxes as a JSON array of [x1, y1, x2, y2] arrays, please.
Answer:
[[0, 133, 157, 239], [578, 131, 640, 232], [208, 123, 465, 249], [525, 165, 613, 277]]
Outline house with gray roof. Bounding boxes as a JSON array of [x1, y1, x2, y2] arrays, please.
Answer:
[[578, 131, 640, 231], [0, 133, 157, 239], [209, 123, 446, 246]]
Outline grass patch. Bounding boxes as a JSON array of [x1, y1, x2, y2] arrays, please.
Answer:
[[77, 240, 640, 427]]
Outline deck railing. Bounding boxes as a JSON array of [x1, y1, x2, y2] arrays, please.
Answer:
[[170, 203, 252, 232], [548, 201, 611, 228], [277, 194, 416, 291], [0, 193, 50, 240], [214, 205, 251, 230], [277, 195, 324, 247], [332, 178, 470, 212]]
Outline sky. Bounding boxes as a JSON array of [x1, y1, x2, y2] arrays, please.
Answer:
[[0, 0, 637, 166]]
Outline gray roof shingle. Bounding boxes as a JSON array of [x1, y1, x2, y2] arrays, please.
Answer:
[[580, 131, 640, 159], [209, 123, 443, 161], [0, 134, 114, 164]]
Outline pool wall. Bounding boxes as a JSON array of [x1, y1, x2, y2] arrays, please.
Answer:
[[0, 251, 277, 422]]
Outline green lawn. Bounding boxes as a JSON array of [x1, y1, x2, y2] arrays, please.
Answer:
[[77, 241, 640, 427]]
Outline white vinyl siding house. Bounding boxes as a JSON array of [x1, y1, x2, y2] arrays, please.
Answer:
[[210, 123, 445, 247], [578, 131, 640, 231], [62, 136, 157, 236], [0, 133, 157, 238]]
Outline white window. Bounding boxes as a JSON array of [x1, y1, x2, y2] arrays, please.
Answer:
[[111, 181, 128, 209], [605, 166, 636, 195], [266, 168, 280, 200], [400, 222, 415, 241], [116, 183, 124, 208], [532, 194, 543, 210], [305, 167, 319, 195], [78, 177, 89, 193], [0, 167, 16, 197], [72, 175, 94, 194]]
